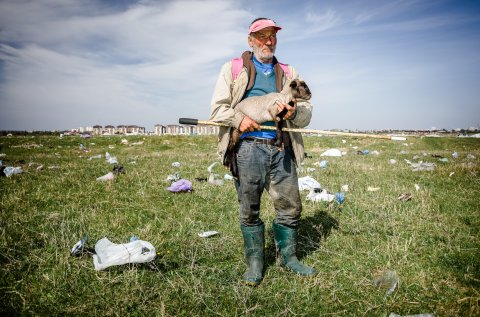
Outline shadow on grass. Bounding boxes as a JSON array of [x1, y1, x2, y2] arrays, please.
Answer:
[[264, 209, 339, 267]]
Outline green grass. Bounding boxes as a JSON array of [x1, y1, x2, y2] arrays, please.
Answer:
[[1, 134, 479, 316]]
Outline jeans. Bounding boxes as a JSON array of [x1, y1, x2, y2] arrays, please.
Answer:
[[234, 140, 302, 227]]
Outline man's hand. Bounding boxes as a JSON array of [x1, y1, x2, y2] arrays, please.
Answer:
[[239, 116, 261, 132], [276, 98, 297, 120]]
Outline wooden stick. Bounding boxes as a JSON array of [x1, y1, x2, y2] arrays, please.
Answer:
[[178, 118, 407, 140]]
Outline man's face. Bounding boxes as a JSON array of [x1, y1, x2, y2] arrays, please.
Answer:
[[249, 27, 277, 62]]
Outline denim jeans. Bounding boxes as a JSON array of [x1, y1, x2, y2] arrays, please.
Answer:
[[234, 140, 302, 227]]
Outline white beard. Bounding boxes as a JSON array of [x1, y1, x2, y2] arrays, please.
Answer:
[[252, 42, 276, 63]]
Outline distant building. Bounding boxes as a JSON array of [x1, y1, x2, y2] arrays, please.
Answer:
[[154, 124, 218, 135]]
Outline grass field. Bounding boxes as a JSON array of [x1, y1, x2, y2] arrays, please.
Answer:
[[1, 133, 479, 316]]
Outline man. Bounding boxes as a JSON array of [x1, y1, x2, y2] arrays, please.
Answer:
[[209, 18, 316, 286]]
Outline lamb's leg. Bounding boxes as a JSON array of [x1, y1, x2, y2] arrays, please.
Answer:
[[224, 129, 241, 177], [275, 117, 285, 147]]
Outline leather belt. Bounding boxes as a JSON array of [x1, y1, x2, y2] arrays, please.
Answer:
[[243, 137, 277, 146]]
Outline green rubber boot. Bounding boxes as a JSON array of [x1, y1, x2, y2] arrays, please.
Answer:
[[273, 221, 317, 276], [240, 224, 265, 286]]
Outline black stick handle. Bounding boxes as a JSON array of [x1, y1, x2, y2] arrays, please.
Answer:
[[179, 118, 199, 125]]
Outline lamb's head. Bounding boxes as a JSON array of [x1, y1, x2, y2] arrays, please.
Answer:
[[289, 79, 312, 100]]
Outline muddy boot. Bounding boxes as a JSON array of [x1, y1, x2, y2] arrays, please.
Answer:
[[240, 224, 265, 286], [273, 221, 316, 276]]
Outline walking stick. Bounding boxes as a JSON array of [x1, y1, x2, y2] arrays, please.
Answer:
[[178, 118, 407, 141]]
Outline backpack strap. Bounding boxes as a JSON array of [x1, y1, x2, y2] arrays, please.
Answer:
[[231, 58, 243, 80], [278, 62, 292, 79]]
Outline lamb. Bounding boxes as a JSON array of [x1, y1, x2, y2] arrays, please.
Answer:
[[224, 79, 312, 178]]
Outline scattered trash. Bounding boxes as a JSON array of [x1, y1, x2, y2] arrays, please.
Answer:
[[121, 139, 129, 145], [431, 154, 444, 158], [112, 165, 125, 175], [373, 269, 399, 294], [320, 149, 342, 157], [389, 159, 397, 165], [449, 172, 455, 177], [167, 172, 180, 182], [70, 235, 88, 256], [298, 176, 321, 191], [48, 165, 60, 170], [167, 179, 193, 192], [105, 152, 118, 164], [414, 184, 420, 191], [400, 150, 408, 154], [195, 177, 208, 182], [342, 140, 346, 144], [172, 162, 181, 167], [398, 193, 412, 202], [88, 154, 102, 160], [92, 237, 156, 271], [96, 172, 115, 181], [335, 192, 345, 204], [130, 235, 139, 242], [341, 184, 349, 192], [367, 186, 380, 192], [2, 166, 23, 177], [371, 150, 380, 155], [319, 160, 328, 169], [306, 167, 316, 172], [0, 153, 6, 157], [208, 173, 224, 186], [391, 136, 407, 141], [130, 141, 144, 146], [224, 174, 234, 180], [452, 151, 459, 158], [362, 149, 370, 155], [438, 158, 449, 163], [198, 231, 219, 238], [306, 188, 336, 203], [467, 154, 476, 159], [405, 160, 436, 171]]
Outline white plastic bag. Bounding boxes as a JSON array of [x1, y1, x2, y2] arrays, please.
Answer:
[[92, 237, 156, 270], [298, 176, 321, 191], [306, 189, 336, 202]]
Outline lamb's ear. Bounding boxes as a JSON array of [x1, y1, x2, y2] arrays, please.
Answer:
[[289, 80, 298, 89]]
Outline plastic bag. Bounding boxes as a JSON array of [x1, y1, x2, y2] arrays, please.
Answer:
[[167, 179, 193, 192], [298, 176, 321, 191], [92, 237, 156, 271]]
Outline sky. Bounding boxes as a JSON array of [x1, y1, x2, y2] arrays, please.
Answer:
[[0, 0, 479, 131]]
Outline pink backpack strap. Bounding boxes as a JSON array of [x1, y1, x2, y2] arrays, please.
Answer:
[[231, 58, 243, 80], [278, 62, 292, 79]]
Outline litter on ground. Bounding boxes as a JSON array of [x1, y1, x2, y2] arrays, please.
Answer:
[[306, 188, 336, 203], [167, 179, 193, 192], [298, 176, 321, 191], [92, 237, 156, 271], [367, 186, 380, 192], [373, 269, 399, 295], [320, 149, 342, 157], [97, 172, 115, 181], [404, 159, 436, 171], [198, 231, 219, 238], [398, 193, 412, 202]]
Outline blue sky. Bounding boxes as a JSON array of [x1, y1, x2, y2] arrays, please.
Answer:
[[0, 0, 479, 131]]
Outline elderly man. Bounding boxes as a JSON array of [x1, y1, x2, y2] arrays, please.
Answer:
[[209, 18, 316, 286]]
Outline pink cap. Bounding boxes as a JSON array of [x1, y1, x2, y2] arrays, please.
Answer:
[[249, 19, 282, 34]]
